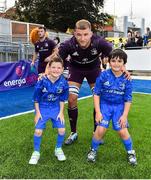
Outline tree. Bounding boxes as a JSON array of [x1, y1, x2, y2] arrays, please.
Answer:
[[15, 0, 111, 32]]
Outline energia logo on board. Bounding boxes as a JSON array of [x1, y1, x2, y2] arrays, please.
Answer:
[[3, 64, 38, 87], [3, 74, 37, 87]]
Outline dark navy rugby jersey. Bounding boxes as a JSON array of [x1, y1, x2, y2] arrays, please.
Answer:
[[59, 35, 112, 69], [94, 69, 132, 104], [33, 75, 69, 107], [35, 37, 56, 63]]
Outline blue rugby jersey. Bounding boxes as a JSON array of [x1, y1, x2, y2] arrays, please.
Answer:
[[33, 75, 69, 107], [94, 69, 132, 104]]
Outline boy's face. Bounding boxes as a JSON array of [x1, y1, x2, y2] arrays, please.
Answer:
[[109, 57, 124, 73], [48, 62, 63, 78]]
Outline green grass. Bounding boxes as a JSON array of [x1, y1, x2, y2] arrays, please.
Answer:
[[0, 93, 151, 179]]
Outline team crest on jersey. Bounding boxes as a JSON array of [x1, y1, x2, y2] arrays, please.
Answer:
[[119, 83, 125, 90], [57, 88, 63, 94], [72, 51, 79, 56], [36, 45, 39, 49], [91, 48, 98, 55], [104, 81, 110, 86]]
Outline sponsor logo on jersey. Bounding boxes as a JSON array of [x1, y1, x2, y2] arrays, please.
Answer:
[[48, 94, 57, 101]]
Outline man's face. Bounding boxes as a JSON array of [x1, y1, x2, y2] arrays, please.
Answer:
[[74, 28, 92, 48], [38, 29, 45, 39]]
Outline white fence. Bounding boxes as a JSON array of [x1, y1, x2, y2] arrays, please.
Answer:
[[125, 48, 151, 71]]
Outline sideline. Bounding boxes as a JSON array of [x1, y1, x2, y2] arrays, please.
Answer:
[[0, 95, 92, 121], [0, 91, 151, 121]]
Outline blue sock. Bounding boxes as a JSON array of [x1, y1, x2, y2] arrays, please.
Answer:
[[34, 135, 42, 152], [56, 133, 65, 148], [122, 137, 133, 151], [91, 137, 101, 151]]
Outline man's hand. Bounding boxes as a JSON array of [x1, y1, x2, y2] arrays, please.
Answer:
[[44, 56, 51, 62], [122, 66, 131, 80], [38, 73, 47, 81]]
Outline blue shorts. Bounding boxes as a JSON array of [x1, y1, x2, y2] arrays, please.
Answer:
[[35, 106, 65, 129], [68, 66, 100, 84], [98, 103, 129, 131]]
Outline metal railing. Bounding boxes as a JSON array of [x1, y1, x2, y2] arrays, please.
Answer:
[[0, 42, 34, 62], [0, 32, 72, 62]]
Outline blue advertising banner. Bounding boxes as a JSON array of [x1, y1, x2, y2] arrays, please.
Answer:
[[0, 60, 38, 91]]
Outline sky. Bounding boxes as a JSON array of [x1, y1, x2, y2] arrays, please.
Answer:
[[103, 0, 151, 27], [3, 0, 151, 28]]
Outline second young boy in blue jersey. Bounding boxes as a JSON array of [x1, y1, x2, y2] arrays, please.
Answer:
[[87, 49, 137, 165], [29, 55, 69, 165]]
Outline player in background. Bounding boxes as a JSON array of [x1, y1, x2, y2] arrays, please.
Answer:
[[29, 55, 69, 164], [31, 26, 57, 74], [87, 49, 137, 165]]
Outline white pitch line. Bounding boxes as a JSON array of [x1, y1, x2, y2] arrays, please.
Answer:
[[1, 92, 151, 120], [0, 95, 93, 120]]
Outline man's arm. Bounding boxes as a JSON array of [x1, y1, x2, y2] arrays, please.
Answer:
[[44, 47, 59, 62], [31, 52, 38, 65]]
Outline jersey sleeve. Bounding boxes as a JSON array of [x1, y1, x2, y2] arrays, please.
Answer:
[[93, 74, 103, 96], [124, 80, 132, 102], [98, 38, 112, 58], [48, 39, 56, 49], [34, 42, 39, 53], [59, 80, 69, 102], [33, 79, 44, 103], [58, 40, 71, 60]]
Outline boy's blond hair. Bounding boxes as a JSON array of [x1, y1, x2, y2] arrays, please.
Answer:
[[48, 55, 63, 67]]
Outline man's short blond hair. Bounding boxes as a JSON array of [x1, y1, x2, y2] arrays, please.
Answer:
[[75, 19, 91, 30]]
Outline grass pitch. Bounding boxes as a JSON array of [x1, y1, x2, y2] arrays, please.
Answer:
[[0, 93, 151, 179]]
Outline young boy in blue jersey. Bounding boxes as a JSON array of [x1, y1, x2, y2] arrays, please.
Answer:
[[29, 55, 69, 164], [87, 49, 137, 165]]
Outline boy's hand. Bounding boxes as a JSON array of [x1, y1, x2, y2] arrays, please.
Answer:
[[119, 115, 127, 128], [57, 113, 65, 124], [95, 112, 103, 124]]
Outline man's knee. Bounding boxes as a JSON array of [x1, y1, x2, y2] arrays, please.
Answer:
[[68, 94, 78, 107], [68, 85, 79, 107]]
